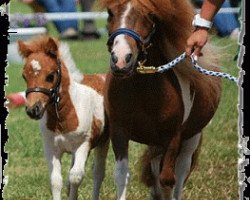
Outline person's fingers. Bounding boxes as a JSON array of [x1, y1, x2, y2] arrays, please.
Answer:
[[185, 40, 195, 56], [186, 46, 193, 56], [193, 46, 202, 57]]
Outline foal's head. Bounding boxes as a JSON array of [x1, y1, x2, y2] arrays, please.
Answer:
[[18, 37, 61, 120], [105, 1, 155, 77]]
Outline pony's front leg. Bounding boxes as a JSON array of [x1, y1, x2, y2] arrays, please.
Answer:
[[150, 155, 164, 200], [159, 131, 181, 200], [68, 141, 91, 200], [111, 127, 130, 200], [173, 133, 202, 200], [92, 139, 110, 200]]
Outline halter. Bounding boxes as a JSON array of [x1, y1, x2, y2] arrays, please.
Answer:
[[25, 58, 62, 119], [107, 26, 155, 55], [107, 26, 238, 83]]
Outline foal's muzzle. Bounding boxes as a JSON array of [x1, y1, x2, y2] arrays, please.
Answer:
[[26, 101, 45, 120]]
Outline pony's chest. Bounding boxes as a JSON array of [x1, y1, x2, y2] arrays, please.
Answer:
[[108, 79, 182, 119]]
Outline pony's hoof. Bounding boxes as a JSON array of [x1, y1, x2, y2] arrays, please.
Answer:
[[159, 173, 175, 188]]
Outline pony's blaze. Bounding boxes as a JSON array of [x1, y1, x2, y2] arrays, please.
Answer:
[[112, 35, 133, 68]]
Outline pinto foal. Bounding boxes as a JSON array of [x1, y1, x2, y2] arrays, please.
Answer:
[[18, 36, 109, 200], [101, 0, 222, 199]]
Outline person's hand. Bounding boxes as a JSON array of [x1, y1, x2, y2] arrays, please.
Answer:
[[185, 27, 209, 57]]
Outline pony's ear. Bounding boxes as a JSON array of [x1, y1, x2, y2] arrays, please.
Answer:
[[45, 37, 58, 57], [17, 40, 33, 58]]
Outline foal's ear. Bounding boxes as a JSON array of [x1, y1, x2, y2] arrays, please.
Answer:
[[17, 40, 33, 58], [45, 37, 58, 57]]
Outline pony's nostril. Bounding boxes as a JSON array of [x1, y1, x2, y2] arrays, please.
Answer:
[[111, 52, 118, 64], [125, 53, 132, 63]]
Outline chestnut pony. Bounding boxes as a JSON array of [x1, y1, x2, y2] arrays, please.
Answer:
[[18, 36, 109, 200], [101, 0, 221, 199]]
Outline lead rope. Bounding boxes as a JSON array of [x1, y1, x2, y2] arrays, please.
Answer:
[[151, 52, 238, 84]]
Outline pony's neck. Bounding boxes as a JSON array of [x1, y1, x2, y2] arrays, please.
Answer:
[[46, 64, 79, 133], [145, 22, 190, 67]]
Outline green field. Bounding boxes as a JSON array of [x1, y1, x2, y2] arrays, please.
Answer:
[[4, 1, 241, 199]]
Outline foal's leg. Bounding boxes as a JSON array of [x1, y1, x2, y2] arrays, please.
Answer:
[[43, 138, 63, 200], [92, 139, 110, 200], [111, 127, 130, 200], [68, 141, 91, 200], [66, 155, 75, 197], [173, 133, 202, 200]]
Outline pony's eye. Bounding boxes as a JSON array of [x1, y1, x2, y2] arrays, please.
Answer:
[[46, 73, 54, 82]]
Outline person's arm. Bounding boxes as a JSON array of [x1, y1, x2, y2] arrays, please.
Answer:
[[186, 0, 225, 57], [199, 0, 225, 21]]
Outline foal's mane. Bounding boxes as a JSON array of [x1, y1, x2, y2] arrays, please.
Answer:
[[22, 36, 83, 83]]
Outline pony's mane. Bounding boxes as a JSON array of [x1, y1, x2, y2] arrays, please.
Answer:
[[136, 0, 195, 52], [22, 36, 83, 83]]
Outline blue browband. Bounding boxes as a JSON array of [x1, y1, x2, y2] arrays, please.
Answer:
[[107, 26, 155, 46], [107, 28, 143, 45]]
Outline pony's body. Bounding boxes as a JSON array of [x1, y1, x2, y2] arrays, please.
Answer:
[[105, 71, 220, 145], [18, 36, 109, 200], [101, 0, 221, 199]]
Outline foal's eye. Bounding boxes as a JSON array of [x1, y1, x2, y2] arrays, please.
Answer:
[[46, 73, 54, 82]]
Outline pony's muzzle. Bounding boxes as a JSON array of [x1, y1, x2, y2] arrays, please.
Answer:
[[110, 52, 134, 76], [26, 101, 44, 120]]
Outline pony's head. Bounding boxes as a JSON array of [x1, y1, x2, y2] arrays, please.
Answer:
[[105, 1, 155, 77], [18, 36, 61, 120], [103, 0, 194, 77]]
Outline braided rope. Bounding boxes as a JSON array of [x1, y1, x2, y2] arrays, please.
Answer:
[[156, 52, 238, 84], [190, 57, 238, 83], [157, 53, 186, 72]]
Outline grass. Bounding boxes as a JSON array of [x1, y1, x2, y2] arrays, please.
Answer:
[[4, 1, 241, 199]]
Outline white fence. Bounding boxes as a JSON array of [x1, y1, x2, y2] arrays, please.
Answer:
[[9, 7, 240, 21]]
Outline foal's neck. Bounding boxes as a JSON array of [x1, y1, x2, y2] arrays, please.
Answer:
[[46, 65, 79, 133]]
